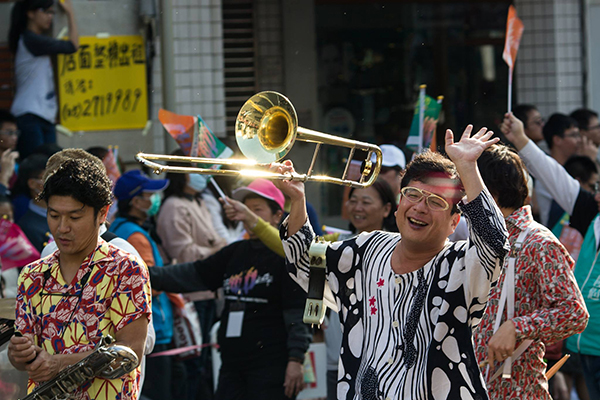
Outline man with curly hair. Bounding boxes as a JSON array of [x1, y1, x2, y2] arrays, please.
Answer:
[[7, 158, 152, 400]]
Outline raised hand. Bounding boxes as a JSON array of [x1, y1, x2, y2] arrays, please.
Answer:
[[500, 113, 529, 150], [220, 196, 257, 226], [270, 160, 305, 203], [445, 125, 499, 167]]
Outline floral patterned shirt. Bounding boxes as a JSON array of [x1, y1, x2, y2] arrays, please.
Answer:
[[473, 206, 588, 400], [15, 240, 152, 400]]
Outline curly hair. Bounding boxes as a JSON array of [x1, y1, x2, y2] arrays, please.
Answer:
[[477, 144, 529, 210], [400, 150, 463, 214], [43, 148, 106, 183], [38, 158, 113, 216]]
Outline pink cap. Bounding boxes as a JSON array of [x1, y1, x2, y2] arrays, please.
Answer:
[[232, 179, 285, 210]]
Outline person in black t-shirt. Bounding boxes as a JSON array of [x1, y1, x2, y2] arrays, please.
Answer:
[[149, 179, 311, 400]]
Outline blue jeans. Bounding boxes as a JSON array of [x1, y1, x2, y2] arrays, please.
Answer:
[[16, 113, 56, 159], [580, 353, 600, 399]]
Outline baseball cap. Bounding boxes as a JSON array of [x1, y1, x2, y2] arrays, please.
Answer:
[[232, 179, 285, 210], [113, 170, 169, 201], [371, 144, 406, 169]]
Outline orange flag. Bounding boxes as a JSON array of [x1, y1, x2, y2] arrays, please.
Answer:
[[158, 109, 198, 156], [503, 5, 524, 70]]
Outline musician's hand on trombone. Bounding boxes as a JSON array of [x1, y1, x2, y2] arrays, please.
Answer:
[[270, 160, 305, 202], [271, 161, 307, 237], [487, 320, 517, 367]]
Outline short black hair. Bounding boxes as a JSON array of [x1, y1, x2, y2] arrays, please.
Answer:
[[0, 109, 17, 129], [12, 154, 48, 197], [242, 193, 282, 215], [477, 144, 529, 210], [513, 104, 538, 126], [400, 150, 463, 214], [163, 148, 188, 200], [564, 155, 598, 183], [543, 113, 578, 149], [38, 158, 113, 216], [570, 108, 599, 131]]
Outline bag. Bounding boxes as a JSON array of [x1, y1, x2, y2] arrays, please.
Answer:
[[172, 300, 203, 361]]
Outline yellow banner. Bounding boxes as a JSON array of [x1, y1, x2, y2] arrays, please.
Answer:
[[57, 35, 148, 131]]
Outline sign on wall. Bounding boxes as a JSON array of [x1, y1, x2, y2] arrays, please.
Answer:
[[57, 35, 148, 131]]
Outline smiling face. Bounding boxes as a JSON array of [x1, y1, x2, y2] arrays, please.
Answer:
[[396, 179, 460, 250], [346, 186, 392, 233], [47, 195, 107, 260], [243, 197, 282, 238]]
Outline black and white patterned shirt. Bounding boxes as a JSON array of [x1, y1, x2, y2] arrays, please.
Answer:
[[281, 190, 509, 400]]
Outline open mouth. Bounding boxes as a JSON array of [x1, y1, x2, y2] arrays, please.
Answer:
[[408, 217, 428, 227]]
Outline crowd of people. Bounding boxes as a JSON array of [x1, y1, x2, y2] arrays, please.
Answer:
[[0, 1, 598, 400]]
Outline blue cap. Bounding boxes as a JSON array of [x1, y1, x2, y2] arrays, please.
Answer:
[[113, 170, 169, 201]]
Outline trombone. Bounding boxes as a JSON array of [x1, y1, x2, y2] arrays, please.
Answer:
[[137, 91, 383, 188]]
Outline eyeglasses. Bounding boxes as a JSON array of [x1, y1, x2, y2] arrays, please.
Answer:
[[400, 186, 450, 211], [564, 132, 582, 139], [588, 125, 600, 131], [529, 118, 544, 127], [0, 130, 20, 137]]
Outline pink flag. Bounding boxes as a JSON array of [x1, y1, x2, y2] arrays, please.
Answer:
[[503, 5, 524, 70], [0, 219, 40, 271]]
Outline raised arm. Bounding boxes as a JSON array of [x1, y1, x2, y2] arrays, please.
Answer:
[[445, 125, 510, 323], [59, 0, 79, 50], [501, 113, 581, 215]]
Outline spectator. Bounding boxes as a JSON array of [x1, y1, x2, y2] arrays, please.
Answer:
[[14, 154, 49, 251], [571, 108, 600, 147], [501, 112, 600, 398], [374, 144, 406, 198], [535, 113, 581, 226], [156, 157, 228, 399], [0, 110, 19, 154], [7, 158, 150, 400], [149, 179, 312, 400], [8, 0, 79, 159], [0, 111, 20, 197], [109, 170, 176, 400], [276, 126, 509, 399], [473, 143, 587, 399], [514, 104, 546, 152]]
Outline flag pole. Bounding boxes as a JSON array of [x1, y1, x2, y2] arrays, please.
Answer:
[[418, 84, 426, 154], [508, 68, 513, 113]]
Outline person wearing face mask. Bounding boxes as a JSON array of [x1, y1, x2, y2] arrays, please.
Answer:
[[156, 163, 228, 400], [110, 170, 178, 400]]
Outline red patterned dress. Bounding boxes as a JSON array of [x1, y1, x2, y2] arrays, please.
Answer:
[[473, 206, 588, 399], [15, 240, 152, 400]]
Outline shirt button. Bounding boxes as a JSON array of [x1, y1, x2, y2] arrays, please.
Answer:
[[386, 398, 392, 400], [392, 320, 399, 328], [388, 357, 394, 365], [395, 277, 401, 284]]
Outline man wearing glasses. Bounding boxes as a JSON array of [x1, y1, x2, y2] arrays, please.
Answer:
[[502, 113, 600, 399], [275, 126, 510, 399], [7, 158, 151, 400]]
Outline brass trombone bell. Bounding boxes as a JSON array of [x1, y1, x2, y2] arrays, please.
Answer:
[[137, 91, 383, 188]]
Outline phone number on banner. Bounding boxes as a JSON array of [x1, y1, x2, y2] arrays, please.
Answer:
[[61, 88, 144, 121]]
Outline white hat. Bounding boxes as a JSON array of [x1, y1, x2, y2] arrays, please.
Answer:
[[372, 144, 406, 169]]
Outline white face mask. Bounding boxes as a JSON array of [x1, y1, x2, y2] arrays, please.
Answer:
[[188, 174, 208, 193]]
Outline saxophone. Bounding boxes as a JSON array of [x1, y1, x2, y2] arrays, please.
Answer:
[[19, 335, 139, 400]]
